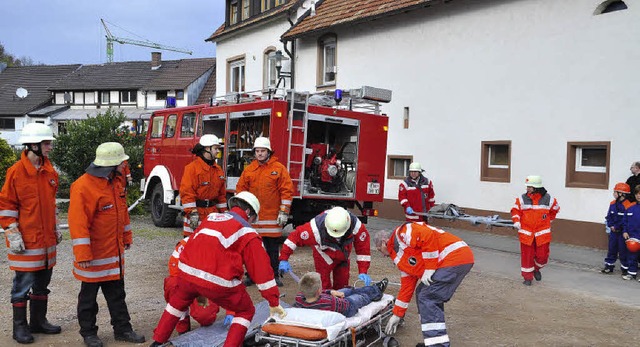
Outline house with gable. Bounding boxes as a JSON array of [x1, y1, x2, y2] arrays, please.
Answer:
[[208, 0, 639, 249]]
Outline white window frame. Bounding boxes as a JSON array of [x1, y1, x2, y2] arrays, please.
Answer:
[[322, 38, 336, 85], [487, 144, 509, 169], [230, 59, 246, 93], [575, 146, 607, 173], [265, 51, 277, 89], [100, 91, 110, 104]]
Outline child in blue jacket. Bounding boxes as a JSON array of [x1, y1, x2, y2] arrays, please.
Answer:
[[622, 185, 640, 280], [602, 183, 633, 275]]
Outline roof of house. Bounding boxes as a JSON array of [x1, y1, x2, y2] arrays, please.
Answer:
[[206, 1, 298, 42], [282, 0, 438, 39], [50, 58, 216, 91], [195, 64, 217, 105], [0, 64, 81, 117]]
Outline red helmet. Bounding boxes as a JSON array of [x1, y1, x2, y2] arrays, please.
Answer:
[[626, 238, 640, 252], [614, 183, 631, 194]]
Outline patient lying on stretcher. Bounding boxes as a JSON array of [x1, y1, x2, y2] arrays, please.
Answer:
[[294, 272, 389, 318]]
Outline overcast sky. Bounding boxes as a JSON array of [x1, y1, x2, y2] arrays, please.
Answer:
[[0, 1, 225, 65]]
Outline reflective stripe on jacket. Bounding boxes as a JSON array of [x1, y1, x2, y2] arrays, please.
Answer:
[[180, 157, 227, 235], [69, 173, 132, 282], [177, 210, 280, 307], [236, 156, 293, 238], [398, 175, 435, 220], [511, 193, 560, 246], [168, 237, 189, 277], [280, 210, 371, 274], [0, 152, 58, 271], [387, 222, 474, 317]]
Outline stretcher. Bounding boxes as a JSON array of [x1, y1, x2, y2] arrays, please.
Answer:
[[253, 293, 398, 347], [422, 203, 514, 228]]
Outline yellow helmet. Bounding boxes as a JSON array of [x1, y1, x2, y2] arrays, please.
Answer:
[[325, 207, 351, 238], [93, 142, 129, 167], [525, 175, 543, 188]]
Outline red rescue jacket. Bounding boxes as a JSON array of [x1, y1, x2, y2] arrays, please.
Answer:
[[511, 192, 560, 246], [398, 175, 435, 221]]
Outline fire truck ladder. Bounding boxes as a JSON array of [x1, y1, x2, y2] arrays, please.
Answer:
[[286, 90, 310, 198]]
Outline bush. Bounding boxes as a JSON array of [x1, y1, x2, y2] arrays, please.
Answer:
[[0, 137, 18, 187], [49, 108, 145, 183]]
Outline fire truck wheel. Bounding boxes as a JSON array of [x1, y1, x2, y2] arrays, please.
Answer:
[[151, 184, 178, 227]]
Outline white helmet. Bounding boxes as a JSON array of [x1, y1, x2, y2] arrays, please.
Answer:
[[93, 142, 129, 167], [228, 191, 261, 217], [325, 207, 351, 238], [253, 137, 272, 151], [408, 162, 423, 172], [200, 134, 222, 147], [525, 175, 543, 188], [19, 123, 55, 144]]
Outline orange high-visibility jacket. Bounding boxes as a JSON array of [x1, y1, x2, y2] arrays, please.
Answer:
[[168, 237, 189, 277], [69, 173, 132, 283], [180, 158, 227, 234], [236, 156, 293, 238], [387, 222, 474, 317], [511, 192, 560, 246], [0, 152, 58, 272]]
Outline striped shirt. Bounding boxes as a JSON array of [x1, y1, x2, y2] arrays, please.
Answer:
[[294, 291, 350, 315]]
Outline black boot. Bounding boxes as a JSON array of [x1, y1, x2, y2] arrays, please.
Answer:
[[29, 295, 62, 334], [13, 303, 34, 344]]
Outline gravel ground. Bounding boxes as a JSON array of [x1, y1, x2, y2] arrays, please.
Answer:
[[1, 214, 640, 346]]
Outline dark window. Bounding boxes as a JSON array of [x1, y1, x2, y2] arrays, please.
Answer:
[[176, 90, 185, 100], [387, 155, 412, 179], [600, 0, 628, 14], [121, 90, 137, 103], [481, 141, 511, 183], [156, 91, 168, 101], [180, 113, 196, 138], [0, 118, 16, 130], [566, 141, 610, 189]]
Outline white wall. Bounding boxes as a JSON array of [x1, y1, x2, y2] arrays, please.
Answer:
[[293, 0, 640, 223], [215, 19, 293, 95]]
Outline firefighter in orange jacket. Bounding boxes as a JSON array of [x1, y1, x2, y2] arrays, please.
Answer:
[[69, 142, 145, 347], [236, 136, 293, 287], [511, 175, 560, 286], [278, 207, 372, 290], [180, 134, 227, 236], [149, 191, 286, 347], [376, 223, 474, 347], [164, 237, 234, 333], [398, 162, 435, 222], [0, 123, 62, 344]]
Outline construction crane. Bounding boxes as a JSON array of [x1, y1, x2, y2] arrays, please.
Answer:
[[101, 18, 192, 63]]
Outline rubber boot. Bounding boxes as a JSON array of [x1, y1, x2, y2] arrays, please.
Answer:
[[29, 295, 61, 334], [13, 303, 34, 344]]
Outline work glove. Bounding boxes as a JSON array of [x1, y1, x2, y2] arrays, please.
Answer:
[[358, 273, 372, 286], [278, 260, 292, 277], [269, 305, 287, 319], [513, 222, 521, 230], [223, 314, 233, 327], [421, 269, 436, 286], [6, 226, 25, 254], [277, 211, 289, 227], [188, 210, 200, 230], [385, 314, 402, 335], [55, 225, 63, 245], [405, 206, 414, 215]]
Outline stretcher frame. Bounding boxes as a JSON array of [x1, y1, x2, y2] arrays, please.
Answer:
[[252, 299, 394, 347], [420, 203, 514, 229]]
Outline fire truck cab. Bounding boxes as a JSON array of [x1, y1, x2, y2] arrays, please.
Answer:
[[142, 87, 391, 227]]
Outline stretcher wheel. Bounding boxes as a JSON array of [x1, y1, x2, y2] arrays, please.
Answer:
[[383, 336, 400, 347]]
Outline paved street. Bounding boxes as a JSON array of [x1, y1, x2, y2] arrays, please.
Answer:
[[367, 217, 640, 308]]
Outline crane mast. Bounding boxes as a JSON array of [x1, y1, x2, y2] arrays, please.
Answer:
[[101, 19, 192, 63]]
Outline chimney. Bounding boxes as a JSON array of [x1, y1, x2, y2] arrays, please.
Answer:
[[151, 52, 162, 70]]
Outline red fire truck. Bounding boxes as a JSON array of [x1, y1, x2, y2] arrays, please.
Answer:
[[141, 87, 391, 227]]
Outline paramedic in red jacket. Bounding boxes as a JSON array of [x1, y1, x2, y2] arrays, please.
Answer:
[[511, 175, 560, 286], [180, 134, 227, 236], [278, 207, 372, 290], [149, 191, 286, 347], [398, 162, 435, 222], [69, 142, 146, 347], [0, 123, 61, 344], [376, 222, 474, 347]]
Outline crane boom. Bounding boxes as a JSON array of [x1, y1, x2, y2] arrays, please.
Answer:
[[101, 19, 192, 63]]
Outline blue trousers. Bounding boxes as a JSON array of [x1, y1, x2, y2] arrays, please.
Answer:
[[11, 269, 53, 303], [604, 231, 628, 270], [416, 263, 473, 347], [338, 285, 382, 318]]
